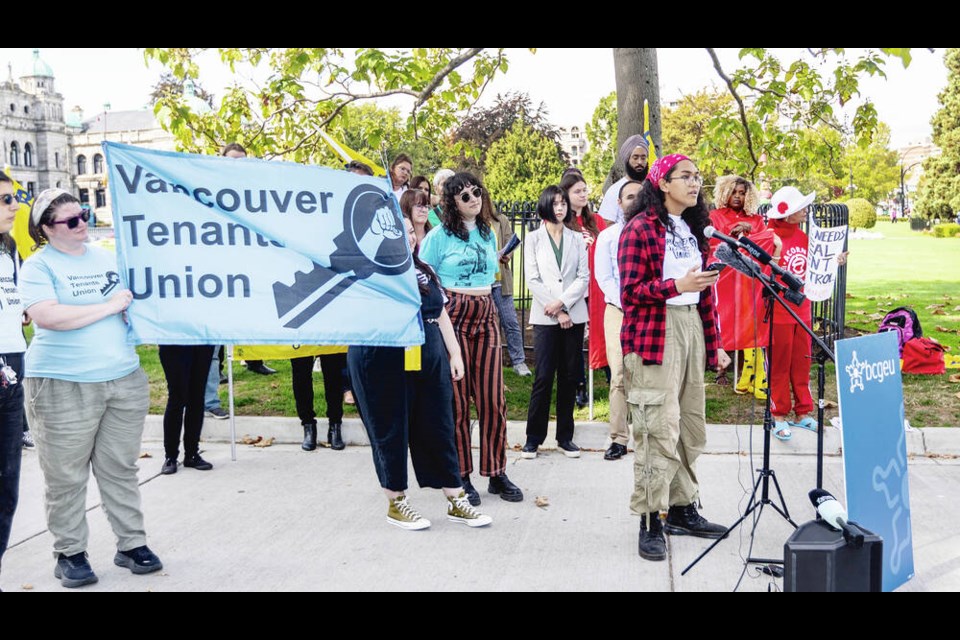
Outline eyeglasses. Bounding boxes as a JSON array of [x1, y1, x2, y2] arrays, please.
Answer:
[[0, 194, 16, 206], [667, 174, 704, 186], [458, 187, 483, 203], [50, 210, 91, 230]]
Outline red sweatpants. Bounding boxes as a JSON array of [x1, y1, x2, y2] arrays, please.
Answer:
[[769, 322, 814, 418]]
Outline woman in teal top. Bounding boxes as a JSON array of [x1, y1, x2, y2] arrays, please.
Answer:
[[20, 189, 162, 588], [419, 173, 523, 506]]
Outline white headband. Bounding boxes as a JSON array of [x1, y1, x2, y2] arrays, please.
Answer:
[[30, 188, 73, 225]]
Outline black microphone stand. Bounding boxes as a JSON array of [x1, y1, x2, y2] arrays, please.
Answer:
[[683, 260, 835, 575]]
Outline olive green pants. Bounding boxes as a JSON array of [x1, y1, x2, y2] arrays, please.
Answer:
[[624, 305, 707, 515]]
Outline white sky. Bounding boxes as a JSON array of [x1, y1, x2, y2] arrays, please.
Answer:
[[0, 47, 946, 150]]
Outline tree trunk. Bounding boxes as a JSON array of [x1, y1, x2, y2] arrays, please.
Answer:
[[608, 48, 660, 188]]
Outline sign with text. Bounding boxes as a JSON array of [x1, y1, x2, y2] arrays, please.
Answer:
[[805, 217, 847, 302], [105, 142, 422, 347], [836, 331, 914, 591]]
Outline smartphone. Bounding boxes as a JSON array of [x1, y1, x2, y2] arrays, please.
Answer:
[[704, 263, 727, 272]]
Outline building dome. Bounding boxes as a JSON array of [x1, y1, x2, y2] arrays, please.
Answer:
[[26, 49, 54, 78]]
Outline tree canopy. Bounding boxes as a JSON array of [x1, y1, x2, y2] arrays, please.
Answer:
[[483, 122, 566, 202], [915, 49, 959, 220]]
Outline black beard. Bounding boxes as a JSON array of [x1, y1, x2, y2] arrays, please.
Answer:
[[626, 163, 647, 181]]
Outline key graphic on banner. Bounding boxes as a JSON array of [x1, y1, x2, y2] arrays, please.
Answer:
[[272, 184, 411, 328]]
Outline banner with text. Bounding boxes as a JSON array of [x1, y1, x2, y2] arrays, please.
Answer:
[[105, 143, 422, 347], [805, 217, 847, 302], [836, 331, 914, 591]]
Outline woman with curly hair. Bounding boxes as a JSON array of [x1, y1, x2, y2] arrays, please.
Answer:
[[418, 173, 523, 506], [709, 176, 778, 397], [618, 155, 730, 562]]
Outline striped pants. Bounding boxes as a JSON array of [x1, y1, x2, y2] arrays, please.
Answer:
[[446, 291, 507, 478]]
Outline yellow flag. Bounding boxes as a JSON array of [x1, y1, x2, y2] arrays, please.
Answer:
[[233, 345, 348, 361], [318, 131, 386, 177], [3, 167, 36, 260], [644, 99, 657, 166]]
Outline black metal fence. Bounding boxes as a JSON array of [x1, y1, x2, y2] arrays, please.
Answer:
[[498, 201, 849, 357]]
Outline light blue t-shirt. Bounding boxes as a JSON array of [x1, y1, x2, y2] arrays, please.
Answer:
[[21, 244, 140, 382], [419, 224, 499, 290]]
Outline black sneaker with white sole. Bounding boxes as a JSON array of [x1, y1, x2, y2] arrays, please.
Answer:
[[557, 441, 581, 458]]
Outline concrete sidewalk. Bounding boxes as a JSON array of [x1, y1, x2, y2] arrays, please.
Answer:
[[2, 422, 959, 592]]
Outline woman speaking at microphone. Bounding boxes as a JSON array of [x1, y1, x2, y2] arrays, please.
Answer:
[[618, 155, 730, 562]]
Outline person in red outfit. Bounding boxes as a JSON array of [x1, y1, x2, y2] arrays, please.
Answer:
[[708, 176, 778, 397], [766, 187, 846, 440]]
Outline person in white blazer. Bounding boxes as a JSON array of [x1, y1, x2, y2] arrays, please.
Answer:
[[522, 185, 590, 459]]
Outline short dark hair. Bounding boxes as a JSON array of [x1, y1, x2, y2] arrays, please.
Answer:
[[618, 179, 644, 200], [344, 160, 374, 176], [221, 142, 247, 157], [536, 185, 568, 224]]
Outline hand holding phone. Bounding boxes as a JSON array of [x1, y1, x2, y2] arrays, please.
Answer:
[[704, 263, 727, 273]]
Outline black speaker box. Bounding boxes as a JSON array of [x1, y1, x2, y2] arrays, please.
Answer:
[[783, 519, 883, 592]]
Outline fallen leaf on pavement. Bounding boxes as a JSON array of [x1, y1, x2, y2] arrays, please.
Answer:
[[511, 443, 522, 451], [253, 437, 275, 448], [139, 452, 152, 459], [535, 496, 549, 508], [239, 435, 262, 445], [21, 584, 33, 590]]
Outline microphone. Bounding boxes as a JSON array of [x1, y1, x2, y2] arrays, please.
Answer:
[[714, 242, 761, 278], [808, 489, 866, 548], [705, 226, 804, 292]]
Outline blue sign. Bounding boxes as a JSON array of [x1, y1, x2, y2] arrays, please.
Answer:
[[104, 142, 423, 347], [836, 331, 914, 591]]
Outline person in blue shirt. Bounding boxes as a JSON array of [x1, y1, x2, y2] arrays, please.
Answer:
[[20, 188, 162, 588], [419, 173, 523, 506]]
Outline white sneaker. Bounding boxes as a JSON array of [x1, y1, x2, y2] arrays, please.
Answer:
[[387, 495, 431, 530], [513, 363, 532, 377], [447, 491, 493, 527]]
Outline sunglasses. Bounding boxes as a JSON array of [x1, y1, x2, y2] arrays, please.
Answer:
[[50, 210, 91, 230], [0, 194, 16, 206], [458, 187, 483, 203]]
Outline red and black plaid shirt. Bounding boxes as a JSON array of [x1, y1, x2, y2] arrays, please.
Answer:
[[618, 210, 719, 367]]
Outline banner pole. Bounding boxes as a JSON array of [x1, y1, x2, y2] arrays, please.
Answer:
[[588, 367, 594, 421], [227, 345, 237, 462]]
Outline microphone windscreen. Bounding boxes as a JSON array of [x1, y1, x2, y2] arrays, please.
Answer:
[[808, 488, 846, 531], [704, 225, 717, 239], [715, 243, 758, 278]]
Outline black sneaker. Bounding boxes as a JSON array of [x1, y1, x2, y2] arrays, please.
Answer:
[[488, 473, 523, 502], [205, 407, 229, 420], [114, 545, 163, 575], [638, 513, 667, 561], [22, 430, 35, 449], [520, 442, 538, 459], [54, 552, 99, 588], [664, 503, 728, 539], [161, 458, 178, 475], [461, 475, 481, 507], [575, 385, 588, 410], [246, 362, 277, 375], [557, 441, 581, 458], [183, 454, 213, 471], [604, 442, 628, 460]]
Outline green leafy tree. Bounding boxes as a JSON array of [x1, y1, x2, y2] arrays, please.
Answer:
[[844, 198, 877, 230], [445, 91, 564, 176], [331, 103, 445, 174], [662, 90, 735, 180], [915, 49, 960, 220], [484, 122, 566, 202], [144, 48, 517, 163], [581, 92, 618, 199]]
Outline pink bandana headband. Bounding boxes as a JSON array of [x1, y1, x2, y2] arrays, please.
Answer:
[[647, 154, 690, 187]]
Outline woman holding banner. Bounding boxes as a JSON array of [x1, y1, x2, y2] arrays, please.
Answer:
[[20, 188, 162, 587], [419, 173, 523, 506], [346, 217, 492, 530]]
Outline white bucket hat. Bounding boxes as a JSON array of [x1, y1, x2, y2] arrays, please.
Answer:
[[768, 186, 815, 219]]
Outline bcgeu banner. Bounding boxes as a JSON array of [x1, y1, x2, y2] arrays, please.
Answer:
[[105, 142, 422, 347], [805, 217, 847, 302], [835, 331, 914, 591]]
